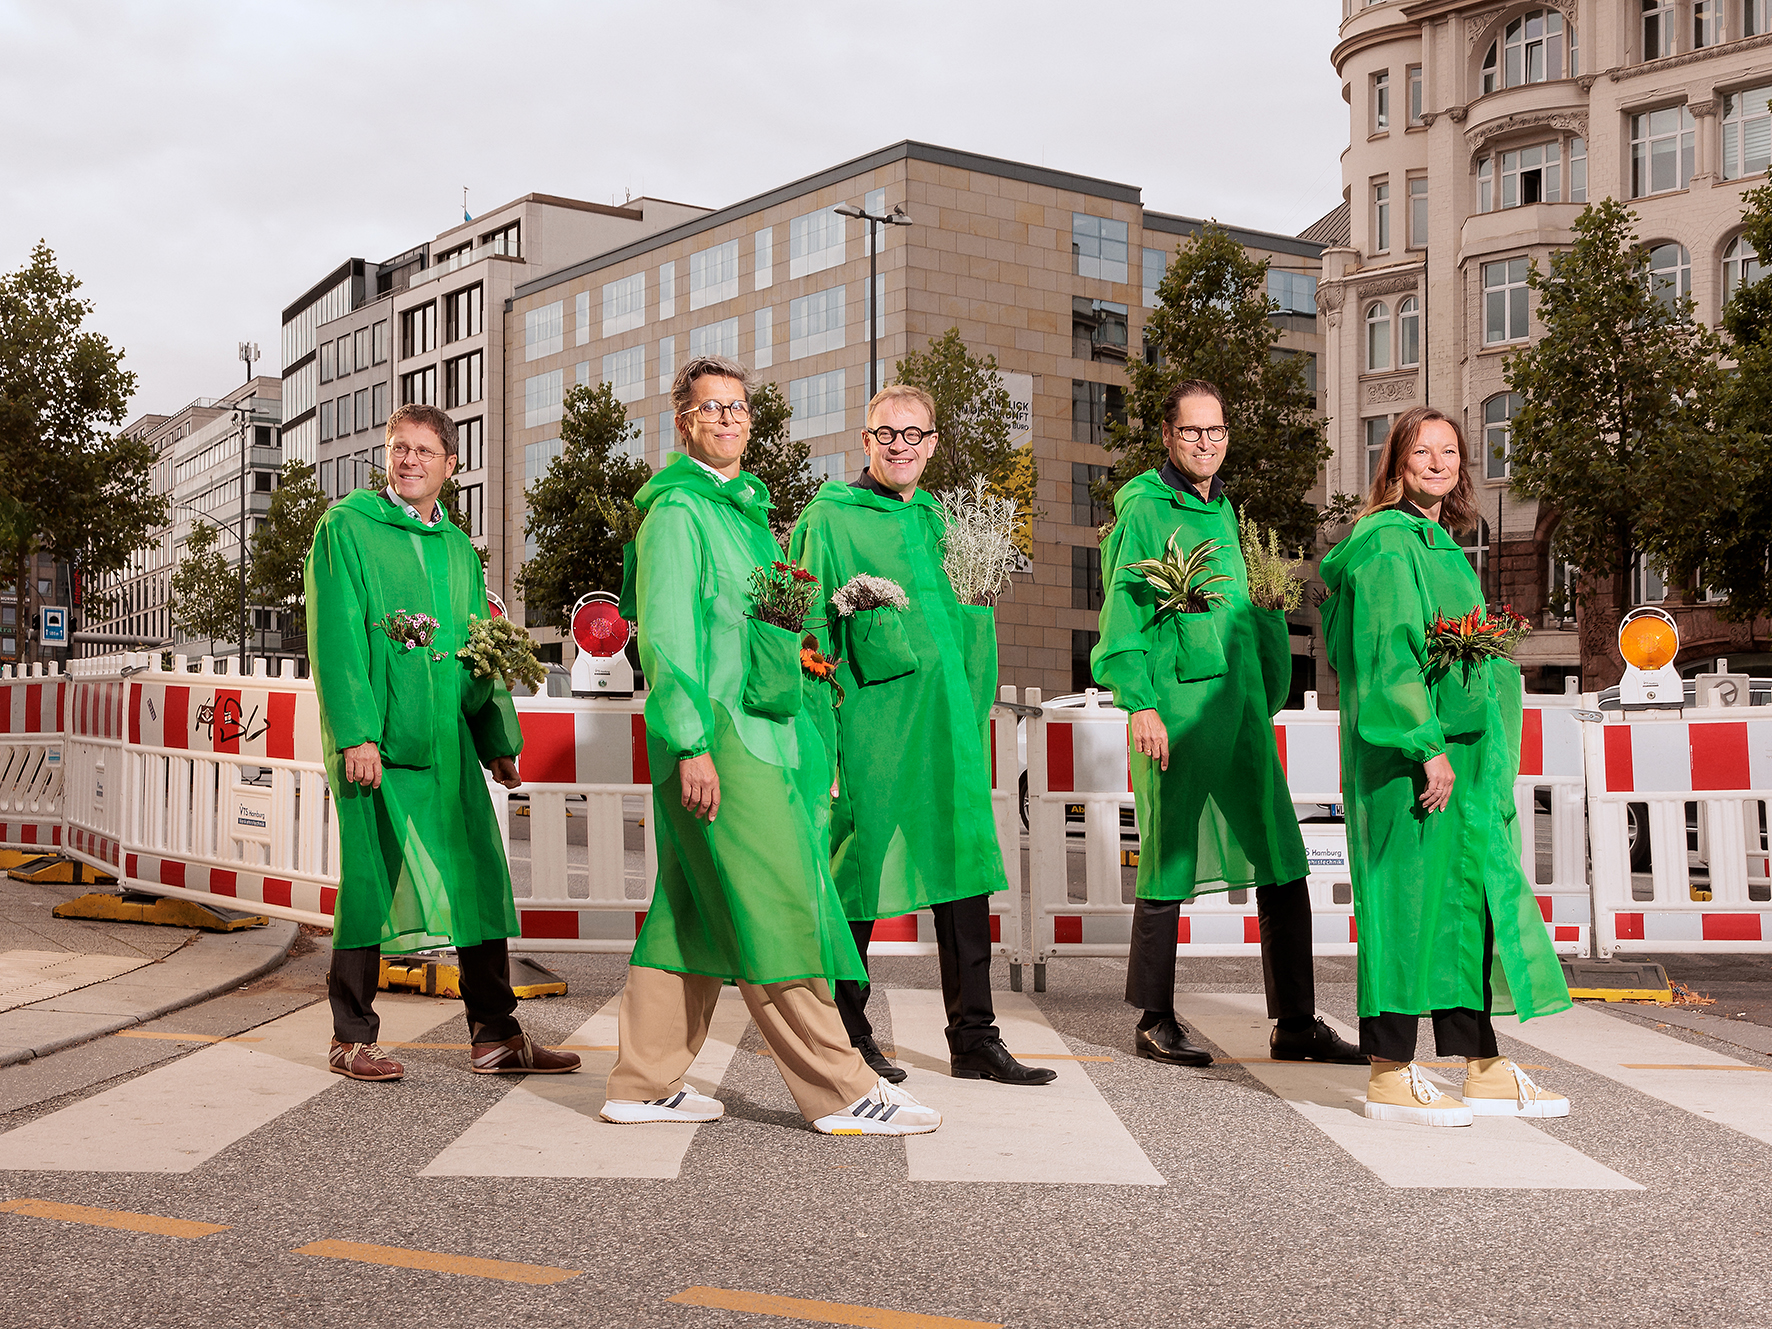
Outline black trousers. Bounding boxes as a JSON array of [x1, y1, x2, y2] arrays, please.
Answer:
[[834, 894, 999, 1055], [1124, 878, 1315, 1020], [328, 938, 522, 1045], [1357, 906, 1499, 1063]]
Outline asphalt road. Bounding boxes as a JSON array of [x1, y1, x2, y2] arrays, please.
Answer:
[[2, 944, 1770, 1329]]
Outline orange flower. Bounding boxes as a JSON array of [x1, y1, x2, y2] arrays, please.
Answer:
[[801, 646, 837, 680]]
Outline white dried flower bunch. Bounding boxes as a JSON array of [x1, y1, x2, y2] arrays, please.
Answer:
[[831, 574, 909, 618], [937, 476, 1020, 607]]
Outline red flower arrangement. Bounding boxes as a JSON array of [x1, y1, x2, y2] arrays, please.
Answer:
[[748, 559, 822, 633], [1424, 604, 1533, 670]]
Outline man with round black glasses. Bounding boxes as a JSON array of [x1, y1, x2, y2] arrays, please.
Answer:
[[1091, 379, 1363, 1069], [789, 384, 1054, 1088]]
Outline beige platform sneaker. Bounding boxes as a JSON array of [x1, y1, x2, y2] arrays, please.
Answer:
[[1363, 1062, 1475, 1126], [1461, 1056, 1570, 1118]]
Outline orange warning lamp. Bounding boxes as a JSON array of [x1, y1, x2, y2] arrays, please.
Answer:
[[1617, 607, 1681, 709], [1619, 611, 1677, 670]]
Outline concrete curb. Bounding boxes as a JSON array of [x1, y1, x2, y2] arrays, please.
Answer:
[[0, 920, 300, 1067]]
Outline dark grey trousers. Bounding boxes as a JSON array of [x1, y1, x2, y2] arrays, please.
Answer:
[[1124, 878, 1316, 1019], [328, 938, 522, 1045]]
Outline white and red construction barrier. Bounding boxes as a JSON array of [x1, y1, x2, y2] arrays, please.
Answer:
[[0, 664, 67, 849]]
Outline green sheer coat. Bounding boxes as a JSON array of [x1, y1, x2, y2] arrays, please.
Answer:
[[1090, 471, 1305, 900], [621, 455, 864, 986], [1318, 510, 1570, 1021], [304, 490, 523, 953], [788, 481, 1005, 921]]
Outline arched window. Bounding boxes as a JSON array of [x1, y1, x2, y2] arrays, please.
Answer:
[[1481, 9, 1576, 93], [1644, 241, 1692, 311], [1458, 518, 1492, 586], [1398, 296, 1421, 367], [1484, 392, 1521, 480], [1724, 234, 1762, 303], [1366, 301, 1391, 371]]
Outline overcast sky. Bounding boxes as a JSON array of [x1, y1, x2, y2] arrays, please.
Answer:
[[0, 1, 1348, 419]]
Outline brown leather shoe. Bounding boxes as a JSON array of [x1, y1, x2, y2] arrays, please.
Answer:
[[470, 1033, 581, 1075], [329, 1040, 404, 1081]]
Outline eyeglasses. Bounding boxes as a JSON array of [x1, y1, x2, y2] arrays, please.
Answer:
[[389, 444, 448, 462], [680, 400, 751, 421], [864, 425, 935, 446], [1170, 426, 1229, 444]]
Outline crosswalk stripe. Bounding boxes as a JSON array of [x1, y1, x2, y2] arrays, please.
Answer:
[[0, 995, 450, 1173], [1174, 993, 1643, 1191], [1497, 1006, 1772, 1148], [887, 988, 1165, 1186], [419, 988, 749, 1179]]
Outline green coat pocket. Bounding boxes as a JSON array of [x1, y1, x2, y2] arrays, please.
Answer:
[[846, 607, 918, 686], [1251, 606, 1293, 714], [742, 617, 804, 719], [956, 603, 999, 727], [382, 644, 437, 768], [1170, 612, 1228, 684], [1429, 657, 1491, 737]]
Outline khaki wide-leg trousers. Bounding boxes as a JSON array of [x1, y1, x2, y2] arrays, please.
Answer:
[[606, 965, 879, 1122]]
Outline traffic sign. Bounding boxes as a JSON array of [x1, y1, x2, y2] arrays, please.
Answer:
[[40, 606, 67, 646]]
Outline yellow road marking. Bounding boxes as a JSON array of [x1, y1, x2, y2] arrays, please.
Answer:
[[0, 1198, 229, 1239], [1620, 1063, 1772, 1072], [1014, 1054, 1111, 1062], [294, 1239, 580, 1285], [668, 1286, 1001, 1327], [114, 1031, 262, 1044]]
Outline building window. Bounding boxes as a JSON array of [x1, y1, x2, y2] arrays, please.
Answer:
[[1723, 85, 1772, 180], [1071, 380, 1125, 446], [1365, 302, 1391, 371], [1143, 247, 1168, 308], [1266, 270, 1318, 316], [354, 388, 369, 432], [1407, 177, 1428, 247], [1398, 296, 1421, 367], [459, 417, 484, 472], [1569, 136, 1588, 201], [399, 366, 437, 408], [373, 320, 388, 364], [1072, 630, 1101, 694], [445, 350, 484, 407], [525, 301, 564, 361], [1407, 64, 1424, 125], [1631, 105, 1695, 196], [318, 399, 334, 442], [1072, 462, 1112, 528], [1644, 242, 1693, 311], [602, 272, 645, 337], [602, 345, 646, 404], [1481, 141, 1563, 212], [483, 221, 520, 257], [788, 368, 847, 440], [688, 317, 739, 360], [1481, 9, 1575, 92], [445, 284, 483, 343], [1694, 0, 1721, 46], [755, 227, 773, 289], [401, 304, 436, 359], [524, 369, 563, 428], [789, 287, 846, 360], [354, 328, 369, 373], [1750, 0, 1772, 35], [1072, 546, 1104, 611], [318, 458, 334, 496], [318, 340, 333, 383], [1725, 235, 1763, 302], [459, 483, 483, 538], [789, 207, 846, 279], [1373, 70, 1390, 132], [1484, 392, 1520, 479], [1073, 298, 1129, 362], [1271, 347, 1318, 395], [372, 382, 389, 427], [1642, 0, 1676, 59], [1483, 258, 1531, 344], [658, 261, 676, 320], [755, 309, 773, 369], [338, 393, 354, 436], [658, 335, 676, 395], [689, 239, 740, 310], [337, 334, 352, 376], [524, 438, 562, 485], [1372, 180, 1390, 252], [1365, 415, 1392, 485], [658, 411, 678, 465], [1072, 213, 1129, 282]]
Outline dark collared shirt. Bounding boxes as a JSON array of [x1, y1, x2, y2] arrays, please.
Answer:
[[1390, 497, 1433, 522], [852, 470, 908, 502], [1158, 461, 1224, 504]]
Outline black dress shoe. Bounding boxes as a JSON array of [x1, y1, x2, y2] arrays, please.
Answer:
[[1134, 1017, 1213, 1067], [852, 1035, 907, 1083], [950, 1037, 1058, 1085], [1269, 1016, 1368, 1065]]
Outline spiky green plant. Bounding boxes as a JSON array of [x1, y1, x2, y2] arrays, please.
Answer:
[[1127, 534, 1231, 615], [1238, 506, 1306, 613]]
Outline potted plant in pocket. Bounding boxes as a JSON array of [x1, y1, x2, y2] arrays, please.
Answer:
[[1127, 534, 1233, 684], [744, 560, 821, 718]]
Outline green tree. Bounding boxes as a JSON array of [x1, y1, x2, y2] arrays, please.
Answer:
[[1102, 223, 1327, 552], [169, 520, 240, 651], [0, 242, 164, 660], [1505, 199, 1730, 686], [516, 382, 651, 631], [741, 381, 818, 544], [249, 459, 328, 643]]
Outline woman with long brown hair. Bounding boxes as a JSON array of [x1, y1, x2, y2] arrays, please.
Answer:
[[1319, 406, 1571, 1127]]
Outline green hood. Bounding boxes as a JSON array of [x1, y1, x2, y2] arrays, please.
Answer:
[[1318, 509, 1453, 595], [634, 451, 773, 529], [335, 486, 457, 536], [1112, 467, 1222, 518], [801, 479, 940, 516]]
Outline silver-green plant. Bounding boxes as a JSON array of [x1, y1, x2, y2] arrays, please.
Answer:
[[457, 614, 549, 694], [936, 476, 1021, 606], [1238, 506, 1306, 613]]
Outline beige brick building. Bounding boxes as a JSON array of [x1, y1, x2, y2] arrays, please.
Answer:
[[1324, 0, 1772, 685], [507, 141, 1325, 696]]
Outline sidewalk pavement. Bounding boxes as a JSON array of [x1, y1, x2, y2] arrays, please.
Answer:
[[0, 875, 297, 1067]]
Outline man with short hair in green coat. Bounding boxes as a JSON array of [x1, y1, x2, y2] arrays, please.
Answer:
[[305, 403, 579, 1082], [790, 383, 1054, 1087]]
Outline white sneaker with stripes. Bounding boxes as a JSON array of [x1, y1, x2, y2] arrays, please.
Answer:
[[813, 1078, 942, 1136], [599, 1089, 725, 1124]]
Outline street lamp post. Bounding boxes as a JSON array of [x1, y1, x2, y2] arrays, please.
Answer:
[[831, 202, 913, 401], [237, 342, 259, 672]]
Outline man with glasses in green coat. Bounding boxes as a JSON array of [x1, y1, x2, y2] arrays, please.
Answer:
[[790, 384, 1054, 1087]]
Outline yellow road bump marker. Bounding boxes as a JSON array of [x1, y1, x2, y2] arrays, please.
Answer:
[[295, 1239, 581, 1285], [114, 1031, 263, 1044], [1013, 1054, 1111, 1062], [668, 1286, 1002, 1327], [341, 1041, 614, 1052], [0, 1198, 229, 1239], [1620, 1063, 1772, 1072]]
